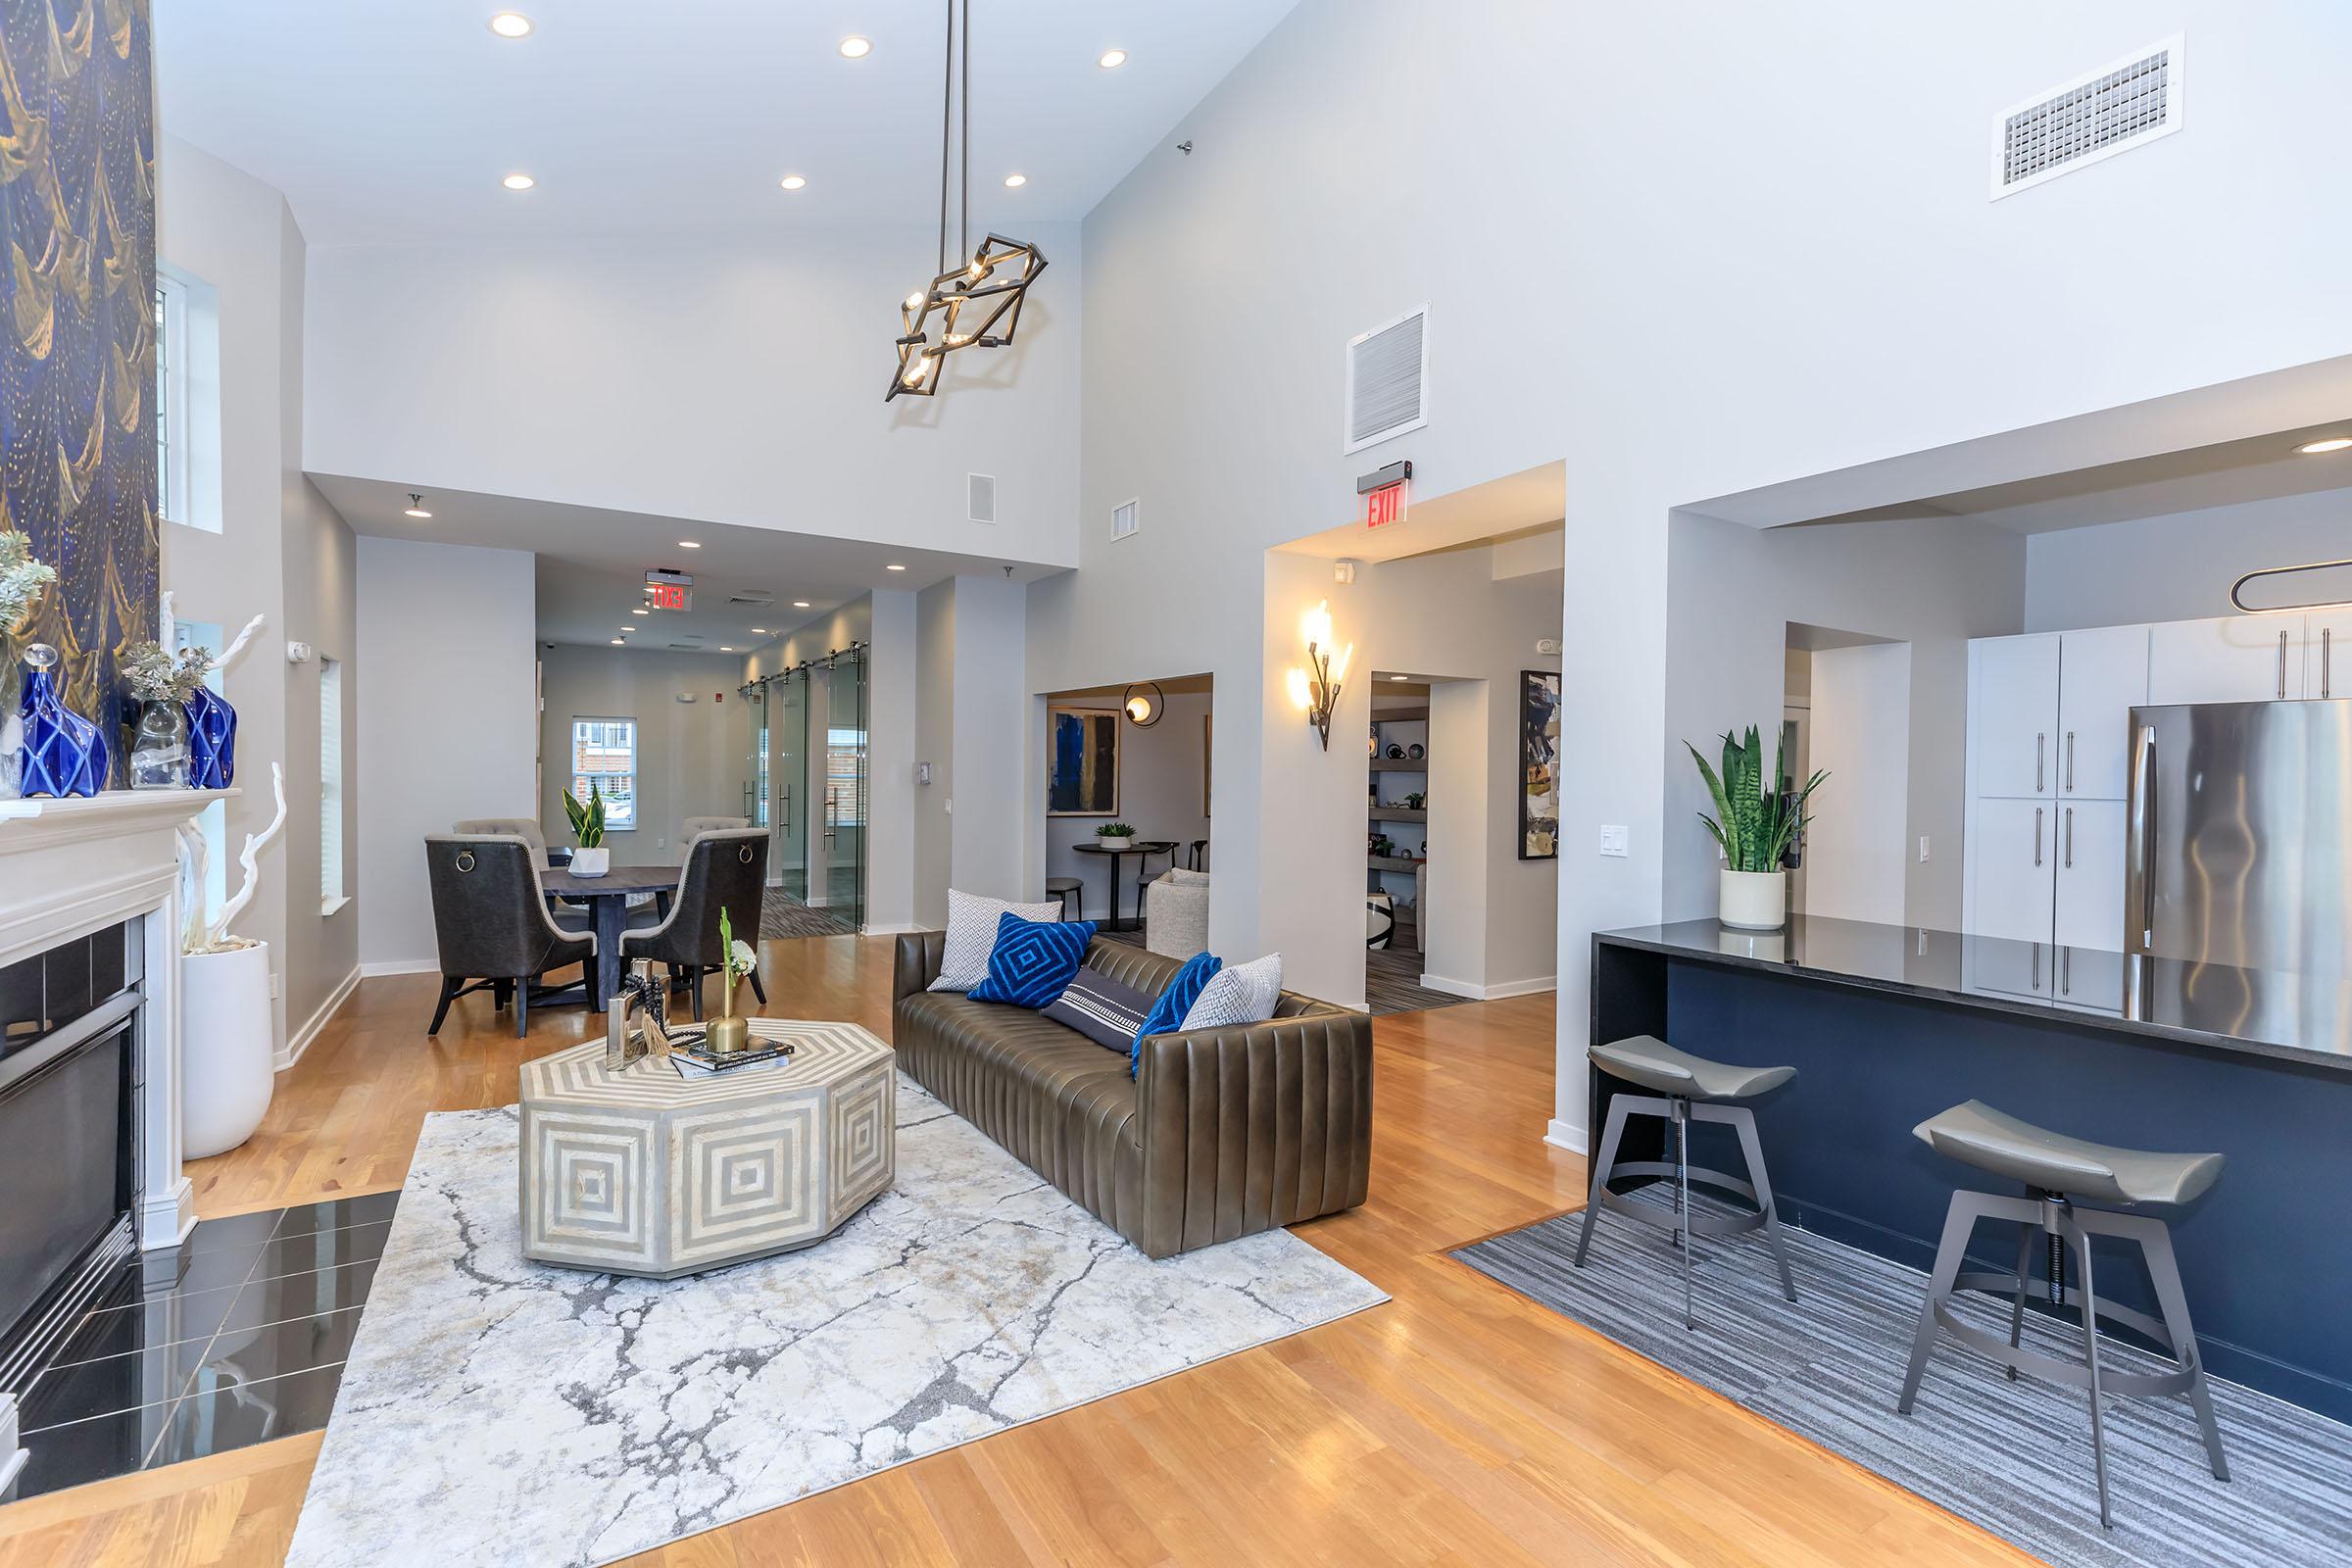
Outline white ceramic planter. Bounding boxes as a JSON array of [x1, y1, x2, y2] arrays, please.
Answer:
[[1096, 834, 1135, 851], [1718, 868, 1788, 931], [182, 940, 275, 1159], [571, 847, 611, 877]]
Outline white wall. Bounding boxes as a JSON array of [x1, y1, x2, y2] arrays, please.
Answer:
[[2024, 485, 2352, 631], [304, 228, 1084, 570], [948, 575, 1032, 901], [1055, 0, 2352, 1146], [356, 538, 538, 971], [1043, 692, 1213, 923], [1803, 643, 1913, 925], [158, 136, 362, 1064], [537, 646, 751, 865]]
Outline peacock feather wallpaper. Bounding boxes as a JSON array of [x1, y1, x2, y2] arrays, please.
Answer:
[[0, 0, 157, 786]]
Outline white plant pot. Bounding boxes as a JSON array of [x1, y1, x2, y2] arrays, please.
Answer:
[[1718, 868, 1788, 931], [182, 940, 275, 1159], [571, 847, 611, 877], [1097, 834, 1134, 850]]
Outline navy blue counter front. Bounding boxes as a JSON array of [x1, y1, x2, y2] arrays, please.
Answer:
[[1591, 915, 2352, 1421]]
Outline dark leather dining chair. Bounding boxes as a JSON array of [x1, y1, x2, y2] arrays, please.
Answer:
[[422, 835, 596, 1039], [619, 828, 768, 1020]]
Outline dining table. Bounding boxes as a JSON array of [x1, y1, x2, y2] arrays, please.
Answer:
[[540, 864, 678, 1011], [1069, 839, 1179, 932]]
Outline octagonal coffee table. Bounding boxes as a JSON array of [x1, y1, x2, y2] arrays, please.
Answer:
[[518, 1019, 895, 1279]]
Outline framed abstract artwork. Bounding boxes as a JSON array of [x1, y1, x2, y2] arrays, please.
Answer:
[[1047, 708, 1120, 816], [1519, 669, 1562, 859]]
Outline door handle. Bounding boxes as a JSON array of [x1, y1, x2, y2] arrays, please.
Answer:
[[2131, 725, 2157, 949], [2278, 629, 2288, 700], [2034, 806, 2043, 868], [2064, 807, 2074, 868], [2035, 733, 2045, 793], [2065, 731, 2076, 793]]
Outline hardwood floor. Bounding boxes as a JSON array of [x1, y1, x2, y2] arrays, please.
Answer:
[[0, 936, 2032, 1568]]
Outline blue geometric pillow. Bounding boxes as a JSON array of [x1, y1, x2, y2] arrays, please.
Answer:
[[970, 913, 1098, 1008], [1129, 951, 1222, 1075]]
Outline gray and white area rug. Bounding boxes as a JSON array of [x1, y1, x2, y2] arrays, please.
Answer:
[[287, 1078, 1386, 1568], [1455, 1195, 2352, 1568], [760, 887, 854, 940]]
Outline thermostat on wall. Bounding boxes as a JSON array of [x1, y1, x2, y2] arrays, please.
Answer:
[[285, 641, 314, 664]]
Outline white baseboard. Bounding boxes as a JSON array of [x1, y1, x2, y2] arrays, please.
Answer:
[[0, 1394, 25, 1496], [360, 958, 440, 979], [140, 1177, 196, 1250], [1419, 972, 1558, 1002], [1544, 1117, 1589, 1156], [859, 921, 924, 936], [279, 964, 361, 1071]]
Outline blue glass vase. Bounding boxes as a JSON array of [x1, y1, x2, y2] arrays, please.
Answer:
[[17, 644, 109, 798], [185, 684, 237, 789]]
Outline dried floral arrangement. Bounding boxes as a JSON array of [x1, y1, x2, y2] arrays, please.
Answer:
[[0, 530, 58, 636], [121, 640, 211, 705]]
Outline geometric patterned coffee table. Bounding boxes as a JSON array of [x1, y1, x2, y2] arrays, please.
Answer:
[[518, 1019, 895, 1279]]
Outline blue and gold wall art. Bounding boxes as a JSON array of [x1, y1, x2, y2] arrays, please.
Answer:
[[1, 0, 159, 786]]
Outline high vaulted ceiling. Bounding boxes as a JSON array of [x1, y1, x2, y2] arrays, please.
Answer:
[[156, 0, 1298, 245]]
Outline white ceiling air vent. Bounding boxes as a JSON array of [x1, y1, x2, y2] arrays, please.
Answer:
[[968, 472, 998, 524], [1344, 305, 1428, 455], [1991, 34, 2182, 200], [1110, 497, 1139, 542], [726, 590, 774, 607]]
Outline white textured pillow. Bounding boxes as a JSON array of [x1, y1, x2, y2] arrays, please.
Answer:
[[1177, 953, 1284, 1031], [929, 889, 1066, 992]]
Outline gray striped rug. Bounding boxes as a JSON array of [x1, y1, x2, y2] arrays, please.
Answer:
[[760, 888, 854, 939], [1454, 1193, 2352, 1567]]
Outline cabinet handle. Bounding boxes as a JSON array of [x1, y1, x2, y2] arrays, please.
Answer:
[[2034, 806, 2044, 868], [2032, 942, 2041, 991], [2064, 806, 2074, 868], [2035, 733, 2046, 793], [2061, 945, 2072, 996], [2278, 630, 2288, 700], [2327, 627, 2333, 700], [2065, 731, 2076, 793]]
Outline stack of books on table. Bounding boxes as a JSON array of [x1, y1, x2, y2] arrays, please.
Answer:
[[662, 1030, 796, 1076]]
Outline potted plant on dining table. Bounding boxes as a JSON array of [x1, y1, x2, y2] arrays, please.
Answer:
[[564, 780, 611, 877]]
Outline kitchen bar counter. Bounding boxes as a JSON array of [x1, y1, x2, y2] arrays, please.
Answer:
[[1592, 914, 2352, 1420]]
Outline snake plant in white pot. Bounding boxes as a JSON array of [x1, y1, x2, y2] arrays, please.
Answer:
[[1688, 725, 1827, 931], [564, 781, 611, 877]]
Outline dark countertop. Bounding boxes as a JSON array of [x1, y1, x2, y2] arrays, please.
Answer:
[[1596, 914, 2352, 1075]]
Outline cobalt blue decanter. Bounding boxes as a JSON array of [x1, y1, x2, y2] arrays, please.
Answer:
[[17, 643, 108, 797], [185, 682, 236, 789]]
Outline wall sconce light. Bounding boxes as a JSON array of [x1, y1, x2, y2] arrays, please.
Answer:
[[1289, 600, 1350, 751], [1123, 681, 1164, 726]]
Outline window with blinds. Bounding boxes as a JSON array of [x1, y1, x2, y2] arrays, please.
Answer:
[[320, 658, 346, 908], [571, 717, 639, 829]]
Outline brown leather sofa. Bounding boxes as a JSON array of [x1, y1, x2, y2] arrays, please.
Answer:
[[893, 932, 1374, 1258]]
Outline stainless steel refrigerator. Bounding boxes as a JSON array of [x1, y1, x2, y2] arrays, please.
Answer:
[[2127, 700, 2352, 974]]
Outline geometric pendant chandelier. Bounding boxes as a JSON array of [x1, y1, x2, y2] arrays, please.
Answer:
[[887, 0, 1048, 400]]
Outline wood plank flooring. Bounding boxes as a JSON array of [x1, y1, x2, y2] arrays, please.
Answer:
[[0, 935, 2033, 1568]]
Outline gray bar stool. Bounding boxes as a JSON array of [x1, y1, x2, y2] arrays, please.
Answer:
[[1573, 1035, 1797, 1328], [1896, 1100, 2229, 1529]]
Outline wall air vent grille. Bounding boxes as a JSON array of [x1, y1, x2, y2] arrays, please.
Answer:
[[968, 473, 998, 524], [1993, 35, 2181, 199], [726, 591, 774, 606], [1344, 305, 1428, 454], [1109, 498, 1139, 542]]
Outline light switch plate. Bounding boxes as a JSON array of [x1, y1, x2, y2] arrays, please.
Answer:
[[1597, 824, 1629, 858], [1918, 835, 1931, 862]]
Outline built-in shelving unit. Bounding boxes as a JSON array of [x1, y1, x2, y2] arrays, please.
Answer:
[[1367, 692, 1429, 954]]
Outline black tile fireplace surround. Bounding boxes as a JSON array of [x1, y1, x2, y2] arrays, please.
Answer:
[[0, 920, 141, 1400]]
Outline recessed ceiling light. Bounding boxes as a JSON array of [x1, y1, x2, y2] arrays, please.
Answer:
[[678, 540, 702, 549], [885, 564, 906, 571], [2296, 437, 2352, 455], [610, 638, 624, 646], [1003, 173, 1026, 188], [1389, 674, 1409, 682], [502, 172, 536, 191], [1098, 48, 1127, 69], [751, 627, 769, 634], [838, 35, 872, 59], [792, 600, 811, 609], [402, 492, 432, 519], [488, 12, 532, 38], [720, 646, 735, 653], [780, 174, 807, 191]]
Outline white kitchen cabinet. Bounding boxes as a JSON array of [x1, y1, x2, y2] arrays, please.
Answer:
[[1970, 634, 2060, 798], [2147, 614, 2302, 706], [1970, 936, 2053, 1003], [2053, 799, 2127, 952], [2053, 943, 2126, 1014], [2056, 626, 2148, 800], [1971, 797, 2056, 943], [2303, 611, 2352, 702]]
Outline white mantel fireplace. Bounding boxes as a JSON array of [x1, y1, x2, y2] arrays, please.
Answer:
[[0, 789, 234, 1252]]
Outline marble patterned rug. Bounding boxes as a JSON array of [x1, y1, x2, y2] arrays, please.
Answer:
[[286, 1076, 1387, 1568]]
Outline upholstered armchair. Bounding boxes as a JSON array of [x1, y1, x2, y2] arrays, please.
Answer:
[[618, 828, 769, 1020], [422, 835, 595, 1038], [454, 817, 550, 867], [1143, 867, 1211, 958], [680, 815, 750, 843]]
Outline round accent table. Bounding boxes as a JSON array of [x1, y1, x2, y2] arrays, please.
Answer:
[[518, 1019, 896, 1279]]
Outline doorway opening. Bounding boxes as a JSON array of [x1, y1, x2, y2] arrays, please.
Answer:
[[744, 646, 868, 936]]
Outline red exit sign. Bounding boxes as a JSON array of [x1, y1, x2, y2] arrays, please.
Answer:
[[1364, 481, 1406, 529], [646, 581, 689, 612]]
